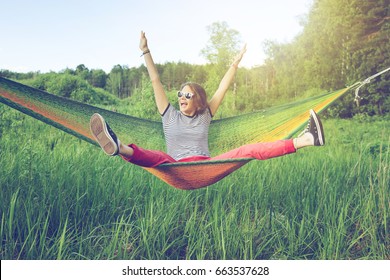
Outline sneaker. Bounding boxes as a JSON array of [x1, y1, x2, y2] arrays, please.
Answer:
[[300, 109, 325, 146], [90, 113, 120, 155]]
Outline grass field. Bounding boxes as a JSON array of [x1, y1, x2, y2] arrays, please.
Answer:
[[0, 105, 389, 260]]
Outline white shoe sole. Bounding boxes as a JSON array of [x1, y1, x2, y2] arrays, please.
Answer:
[[90, 113, 119, 155]]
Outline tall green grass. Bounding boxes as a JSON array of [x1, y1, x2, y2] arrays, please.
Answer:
[[0, 105, 389, 259]]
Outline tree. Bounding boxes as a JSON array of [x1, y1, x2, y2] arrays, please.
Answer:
[[75, 64, 90, 80], [89, 69, 107, 89], [107, 65, 125, 98], [200, 21, 241, 68]]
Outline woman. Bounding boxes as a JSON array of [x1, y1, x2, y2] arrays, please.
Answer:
[[90, 31, 325, 167]]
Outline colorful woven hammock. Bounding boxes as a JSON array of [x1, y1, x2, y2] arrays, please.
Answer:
[[0, 77, 350, 189]]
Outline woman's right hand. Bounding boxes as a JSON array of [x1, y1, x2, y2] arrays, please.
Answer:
[[139, 31, 149, 52]]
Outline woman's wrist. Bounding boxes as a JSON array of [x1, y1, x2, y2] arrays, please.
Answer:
[[141, 49, 150, 56]]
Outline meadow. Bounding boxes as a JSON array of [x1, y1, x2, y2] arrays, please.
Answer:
[[0, 104, 389, 260]]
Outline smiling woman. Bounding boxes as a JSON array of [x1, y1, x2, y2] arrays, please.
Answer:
[[89, 31, 326, 177], [90, 30, 246, 162], [177, 82, 208, 117]]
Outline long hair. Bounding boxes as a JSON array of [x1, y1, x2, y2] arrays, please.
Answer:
[[180, 82, 208, 115]]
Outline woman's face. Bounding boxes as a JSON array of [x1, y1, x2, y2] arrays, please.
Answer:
[[178, 85, 197, 116]]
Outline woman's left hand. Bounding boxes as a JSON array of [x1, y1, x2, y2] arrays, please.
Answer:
[[232, 44, 247, 67]]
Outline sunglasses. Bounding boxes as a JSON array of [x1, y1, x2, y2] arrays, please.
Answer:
[[177, 91, 194, 100]]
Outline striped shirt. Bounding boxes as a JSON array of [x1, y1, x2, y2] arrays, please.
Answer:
[[161, 104, 212, 160]]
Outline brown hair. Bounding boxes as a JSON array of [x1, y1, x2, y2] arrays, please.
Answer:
[[180, 82, 208, 115]]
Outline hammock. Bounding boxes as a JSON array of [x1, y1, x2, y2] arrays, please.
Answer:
[[0, 77, 351, 190]]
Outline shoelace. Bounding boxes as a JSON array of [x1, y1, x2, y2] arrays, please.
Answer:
[[298, 118, 312, 138], [106, 122, 120, 155], [106, 123, 117, 142]]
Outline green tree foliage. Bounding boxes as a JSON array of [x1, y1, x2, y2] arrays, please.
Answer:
[[23, 72, 118, 105], [126, 73, 160, 120], [89, 69, 107, 88], [107, 65, 127, 99], [201, 21, 241, 68], [264, 0, 389, 116]]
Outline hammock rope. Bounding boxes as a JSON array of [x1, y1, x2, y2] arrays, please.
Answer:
[[0, 70, 386, 189], [352, 67, 390, 106]]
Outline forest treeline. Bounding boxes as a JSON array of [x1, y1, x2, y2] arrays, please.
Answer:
[[1, 0, 389, 119]]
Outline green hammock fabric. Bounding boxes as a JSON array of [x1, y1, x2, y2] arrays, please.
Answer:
[[0, 77, 350, 189]]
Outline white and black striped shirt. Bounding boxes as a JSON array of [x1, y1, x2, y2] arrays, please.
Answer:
[[162, 104, 212, 160]]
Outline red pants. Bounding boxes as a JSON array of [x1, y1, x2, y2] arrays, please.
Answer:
[[121, 140, 296, 167]]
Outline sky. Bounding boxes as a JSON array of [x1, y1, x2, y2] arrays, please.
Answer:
[[1, 0, 313, 73]]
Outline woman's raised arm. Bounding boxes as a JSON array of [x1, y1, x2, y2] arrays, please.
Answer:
[[140, 31, 169, 115], [208, 44, 247, 116]]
